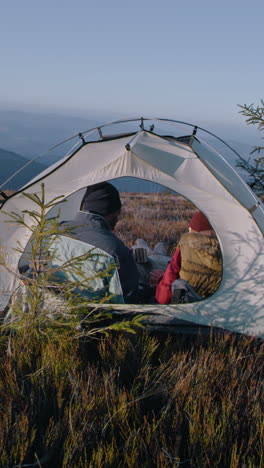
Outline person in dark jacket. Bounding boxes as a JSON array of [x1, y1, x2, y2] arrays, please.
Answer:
[[64, 182, 139, 303]]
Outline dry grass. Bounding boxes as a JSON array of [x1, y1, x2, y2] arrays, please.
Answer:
[[116, 193, 196, 256], [0, 330, 263, 467]]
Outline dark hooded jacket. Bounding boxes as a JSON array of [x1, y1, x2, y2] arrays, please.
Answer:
[[63, 211, 139, 302]]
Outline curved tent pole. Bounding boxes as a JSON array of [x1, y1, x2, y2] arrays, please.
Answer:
[[64, 116, 253, 166], [0, 128, 99, 193], [146, 117, 248, 166], [0, 116, 250, 195], [0, 134, 81, 192]]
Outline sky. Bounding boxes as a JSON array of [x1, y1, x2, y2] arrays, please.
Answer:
[[0, 0, 264, 135]]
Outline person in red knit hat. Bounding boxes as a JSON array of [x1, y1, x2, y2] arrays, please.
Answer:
[[150, 211, 222, 304]]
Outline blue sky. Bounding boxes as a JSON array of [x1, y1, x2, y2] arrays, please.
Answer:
[[1, 0, 263, 133]]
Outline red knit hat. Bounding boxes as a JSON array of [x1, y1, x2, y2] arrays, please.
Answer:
[[189, 211, 213, 232]]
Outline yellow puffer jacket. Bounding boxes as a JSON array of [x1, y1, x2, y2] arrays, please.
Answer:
[[179, 232, 222, 298]]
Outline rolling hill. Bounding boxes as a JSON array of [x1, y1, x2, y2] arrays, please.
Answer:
[[0, 148, 46, 191]]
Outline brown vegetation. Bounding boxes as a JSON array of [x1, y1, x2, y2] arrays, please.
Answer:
[[0, 331, 263, 467], [116, 193, 197, 256]]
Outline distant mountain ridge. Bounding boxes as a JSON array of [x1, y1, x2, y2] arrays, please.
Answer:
[[0, 148, 46, 190], [0, 110, 100, 157], [0, 108, 257, 158]]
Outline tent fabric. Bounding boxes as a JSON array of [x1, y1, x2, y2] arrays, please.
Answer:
[[0, 128, 263, 337]]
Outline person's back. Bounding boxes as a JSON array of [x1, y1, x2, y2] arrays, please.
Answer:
[[63, 182, 139, 303], [63, 209, 138, 302], [179, 230, 222, 298], [155, 211, 222, 304], [49, 230, 124, 304]]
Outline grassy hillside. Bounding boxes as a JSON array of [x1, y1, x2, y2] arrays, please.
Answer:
[[116, 192, 197, 256], [0, 328, 262, 467]]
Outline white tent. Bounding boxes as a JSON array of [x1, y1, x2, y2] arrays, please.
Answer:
[[0, 118, 263, 337]]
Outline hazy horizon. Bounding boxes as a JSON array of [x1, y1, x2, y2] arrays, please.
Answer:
[[0, 106, 261, 149]]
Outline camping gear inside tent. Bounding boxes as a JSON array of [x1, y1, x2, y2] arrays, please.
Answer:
[[0, 118, 263, 337]]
